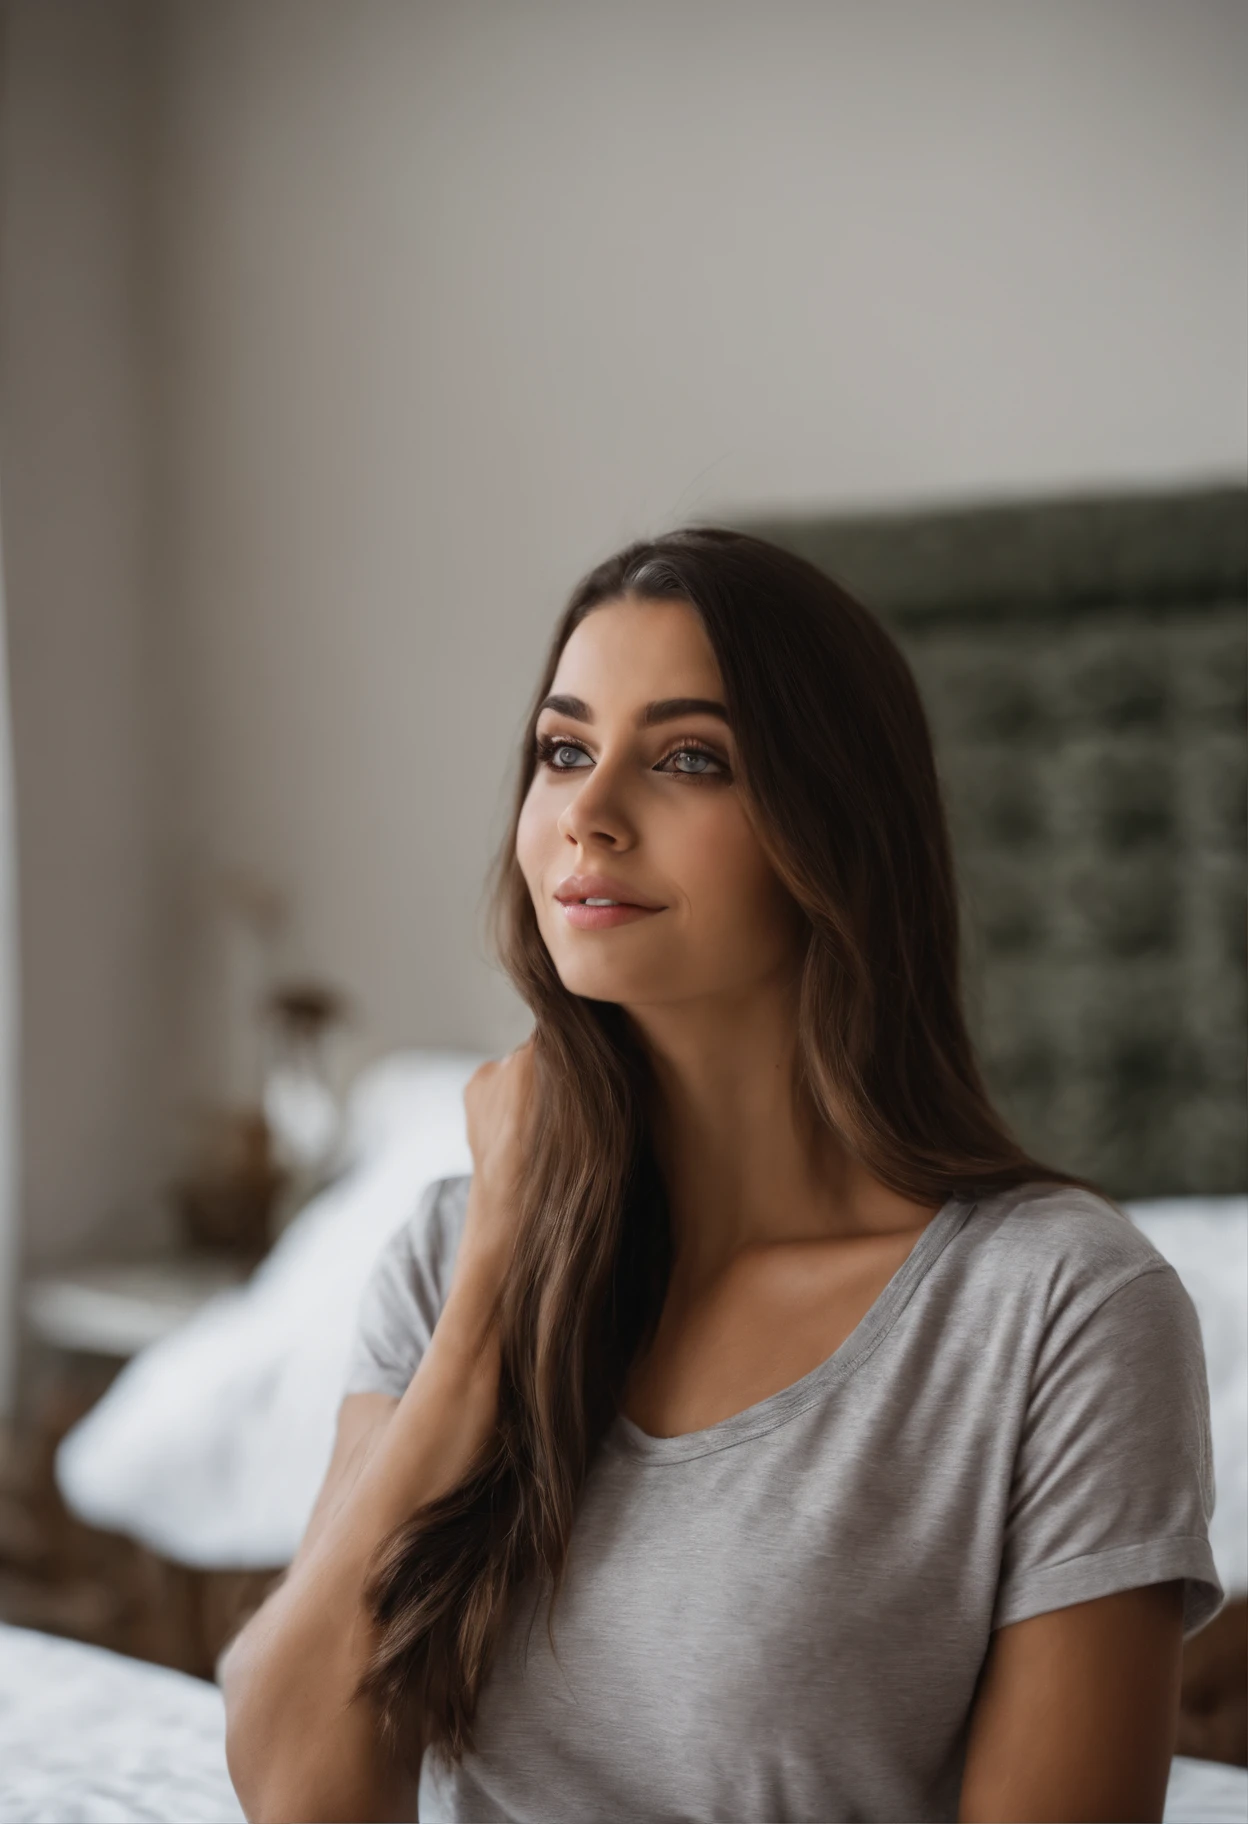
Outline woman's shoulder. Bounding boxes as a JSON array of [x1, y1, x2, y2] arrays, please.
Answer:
[[389, 1172, 472, 1292], [342, 1174, 472, 1400], [957, 1179, 1186, 1330], [968, 1184, 1224, 1639]]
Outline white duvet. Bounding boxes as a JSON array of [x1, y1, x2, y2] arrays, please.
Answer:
[[1, 1624, 1245, 1824], [0, 1625, 243, 1823]]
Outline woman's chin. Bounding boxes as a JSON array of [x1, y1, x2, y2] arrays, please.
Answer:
[[550, 952, 672, 1007], [558, 966, 645, 1004]]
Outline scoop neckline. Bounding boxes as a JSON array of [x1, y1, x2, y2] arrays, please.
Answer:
[[607, 1192, 979, 1465]]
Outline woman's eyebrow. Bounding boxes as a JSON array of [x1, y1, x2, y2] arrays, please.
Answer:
[[536, 693, 729, 725], [538, 693, 592, 721], [641, 697, 730, 726]]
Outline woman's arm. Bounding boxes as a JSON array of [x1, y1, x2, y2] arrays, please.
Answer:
[[958, 1580, 1185, 1823], [221, 1044, 535, 1824], [220, 1251, 502, 1823]]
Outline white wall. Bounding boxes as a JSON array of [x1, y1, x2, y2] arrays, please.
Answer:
[[0, 0, 167, 1269], [0, 499, 20, 1404], [1, 2, 1244, 1270], [154, 0, 1247, 1093]]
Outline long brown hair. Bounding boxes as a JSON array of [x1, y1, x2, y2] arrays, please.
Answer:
[[358, 527, 1076, 1765]]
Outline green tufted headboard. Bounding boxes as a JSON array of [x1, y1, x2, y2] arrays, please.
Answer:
[[740, 488, 1247, 1200]]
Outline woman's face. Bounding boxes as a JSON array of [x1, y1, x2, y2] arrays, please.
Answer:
[[516, 596, 804, 1011]]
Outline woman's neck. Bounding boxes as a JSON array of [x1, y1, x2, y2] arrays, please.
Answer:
[[627, 975, 939, 1296]]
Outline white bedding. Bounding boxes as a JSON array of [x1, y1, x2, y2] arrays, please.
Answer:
[[54, 1048, 1248, 1599], [0, 1625, 242, 1823], [1, 1623, 1245, 1823], [56, 1051, 483, 1568]]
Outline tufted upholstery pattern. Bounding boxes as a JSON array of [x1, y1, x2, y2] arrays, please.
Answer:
[[744, 490, 1246, 1198]]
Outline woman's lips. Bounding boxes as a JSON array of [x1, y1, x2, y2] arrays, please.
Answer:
[[559, 900, 662, 931], [553, 875, 665, 931]]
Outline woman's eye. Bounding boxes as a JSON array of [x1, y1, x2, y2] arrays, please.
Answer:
[[540, 739, 592, 770], [659, 746, 727, 778]]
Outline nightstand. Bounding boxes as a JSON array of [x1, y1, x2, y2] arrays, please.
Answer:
[[4, 1251, 269, 1678], [22, 1255, 252, 1359]]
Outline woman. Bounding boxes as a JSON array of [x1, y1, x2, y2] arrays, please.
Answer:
[[222, 529, 1222, 1823]]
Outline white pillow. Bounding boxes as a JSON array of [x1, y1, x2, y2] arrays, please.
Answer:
[[1125, 1197, 1248, 1601], [56, 1050, 484, 1568]]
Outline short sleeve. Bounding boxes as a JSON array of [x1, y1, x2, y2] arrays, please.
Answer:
[[992, 1261, 1224, 1639], [342, 1174, 471, 1399]]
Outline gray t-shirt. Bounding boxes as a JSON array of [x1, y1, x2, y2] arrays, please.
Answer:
[[344, 1175, 1223, 1823]]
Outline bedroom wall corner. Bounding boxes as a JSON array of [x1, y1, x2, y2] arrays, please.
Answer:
[[0, 485, 18, 1418], [0, 0, 170, 1279]]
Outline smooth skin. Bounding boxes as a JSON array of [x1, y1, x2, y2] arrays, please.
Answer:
[[222, 596, 1184, 1823]]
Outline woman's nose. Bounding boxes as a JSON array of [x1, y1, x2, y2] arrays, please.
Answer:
[[556, 757, 637, 850]]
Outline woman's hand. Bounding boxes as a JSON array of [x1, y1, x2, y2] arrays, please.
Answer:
[[454, 1037, 538, 1293]]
